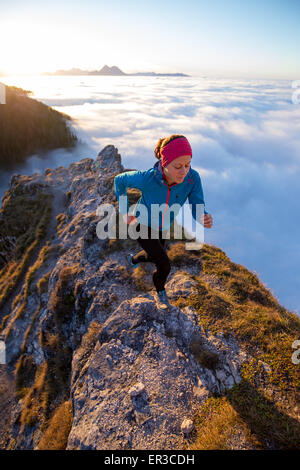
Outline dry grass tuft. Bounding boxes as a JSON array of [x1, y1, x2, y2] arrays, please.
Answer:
[[36, 401, 72, 450], [189, 340, 219, 369], [189, 396, 261, 450]]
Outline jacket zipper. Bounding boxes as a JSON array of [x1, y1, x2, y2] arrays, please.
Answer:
[[160, 180, 178, 229], [156, 162, 188, 230]]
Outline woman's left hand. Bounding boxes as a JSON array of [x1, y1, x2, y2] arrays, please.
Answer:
[[201, 213, 213, 228]]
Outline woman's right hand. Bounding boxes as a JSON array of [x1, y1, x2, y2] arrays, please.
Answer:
[[122, 214, 138, 225]]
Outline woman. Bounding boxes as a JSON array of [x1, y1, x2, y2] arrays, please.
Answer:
[[113, 134, 213, 309]]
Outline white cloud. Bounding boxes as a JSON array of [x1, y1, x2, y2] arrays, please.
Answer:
[[1, 75, 299, 315]]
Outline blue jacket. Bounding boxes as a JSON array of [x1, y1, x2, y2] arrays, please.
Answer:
[[113, 160, 208, 231]]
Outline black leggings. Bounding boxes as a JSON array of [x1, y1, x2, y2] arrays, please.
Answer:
[[131, 223, 171, 293]]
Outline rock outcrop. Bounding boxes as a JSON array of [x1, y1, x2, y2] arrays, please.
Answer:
[[0, 146, 299, 450]]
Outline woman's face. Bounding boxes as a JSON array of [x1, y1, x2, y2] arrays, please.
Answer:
[[163, 155, 192, 184]]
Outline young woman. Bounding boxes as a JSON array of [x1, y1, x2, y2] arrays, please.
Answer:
[[114, 134, 213, 309]]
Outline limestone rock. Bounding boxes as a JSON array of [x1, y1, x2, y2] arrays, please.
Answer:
[[0, 145, 256, 450], [129, 382, 146, 397], [181, 419, 194, 435]]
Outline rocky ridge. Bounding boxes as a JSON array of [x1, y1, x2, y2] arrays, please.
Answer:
[[0, 146, 297, 450]]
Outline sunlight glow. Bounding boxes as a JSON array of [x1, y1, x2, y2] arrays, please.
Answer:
[[0, 18, 111, 75], [1, 20, 50, 74]]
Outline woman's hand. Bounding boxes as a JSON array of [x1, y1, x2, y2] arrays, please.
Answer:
[[122, 214, 138, 225], [201, 213, 213, 228]]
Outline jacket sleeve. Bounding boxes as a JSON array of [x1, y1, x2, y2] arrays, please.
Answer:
[[188, 171, 208, 222], [113, 170, 147, 215]]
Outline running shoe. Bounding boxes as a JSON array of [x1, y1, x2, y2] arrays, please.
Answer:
[[154, 289, 171, 310], [126, 253, 140, 269]]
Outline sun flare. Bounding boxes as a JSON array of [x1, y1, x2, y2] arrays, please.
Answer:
[[0, 19, 75, 75]]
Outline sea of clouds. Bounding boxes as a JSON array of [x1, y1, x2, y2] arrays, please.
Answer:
[[1, 75, 299, 315]]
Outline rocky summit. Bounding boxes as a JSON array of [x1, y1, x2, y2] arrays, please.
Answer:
[[0, 146, 299, 450]]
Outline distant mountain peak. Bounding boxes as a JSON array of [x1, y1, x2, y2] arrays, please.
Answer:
[[98, 65, 126, 75], [42, 65, 189, 77]]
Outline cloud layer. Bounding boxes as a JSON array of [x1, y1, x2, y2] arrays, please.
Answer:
[[1, 75, 299, 314]]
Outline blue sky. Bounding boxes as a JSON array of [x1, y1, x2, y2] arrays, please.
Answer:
[[1, 0, 299, 78]]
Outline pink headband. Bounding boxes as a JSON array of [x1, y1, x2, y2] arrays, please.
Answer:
[[160, 137, 192, 167]]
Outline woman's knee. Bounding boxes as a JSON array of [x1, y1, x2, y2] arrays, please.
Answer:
[[156, 257, 171, 275]]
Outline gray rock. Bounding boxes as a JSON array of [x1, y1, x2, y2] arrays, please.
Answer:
[[0, 145, 253, 450], [181, 419, 194, 435], [129, 382, 146, 397]]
